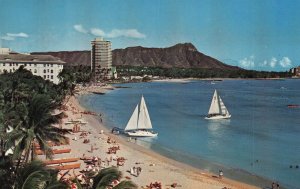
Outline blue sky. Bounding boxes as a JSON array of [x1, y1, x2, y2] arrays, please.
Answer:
[[0, 0, 299, 71]]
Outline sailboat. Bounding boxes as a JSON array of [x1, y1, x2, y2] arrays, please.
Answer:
[[205, 90, 231, 120], [124, 96, 158, 137]]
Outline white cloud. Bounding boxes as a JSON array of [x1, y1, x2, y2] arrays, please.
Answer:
[[269, 57, 277, 68], [239, 56, 255, 68], [74, 24, 146, 39], [7, 32, 28, 38], [279, 57, 292, 68], [90, 28, 105, 36], [106, 29, 146, 38], [1, 32, 29, 41], [91, 28, 146, 39], [73, 24, 88, 34], [260, 57, 292, 69]]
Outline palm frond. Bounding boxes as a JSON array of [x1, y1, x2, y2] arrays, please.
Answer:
[[14, 160, 47, 189], [35, 134, 53, 160], [113, 180, 138, 189], [15, 160, 67, 189], [21, 170, 50, 189], [44, 181, 68, 189], [93, 167, 122, 189]]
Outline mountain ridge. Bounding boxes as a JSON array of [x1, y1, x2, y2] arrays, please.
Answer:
[[31, 43, 241, 71]]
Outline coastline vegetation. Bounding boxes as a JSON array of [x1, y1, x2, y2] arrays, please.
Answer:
[[0, 66, 136, 189], [116, 65, 291, 78]]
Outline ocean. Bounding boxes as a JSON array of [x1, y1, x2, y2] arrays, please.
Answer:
[[78, 79, 300, 189]]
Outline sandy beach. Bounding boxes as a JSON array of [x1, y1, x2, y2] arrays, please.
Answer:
[[43, 88, 260, 189]]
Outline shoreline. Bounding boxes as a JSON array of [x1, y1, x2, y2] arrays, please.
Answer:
[[77, 95, 290, 189], [72, 94, 269, 189], [71, 82, 295, 189], [74, 77, 297, 96], [152, 77, 292, 83]]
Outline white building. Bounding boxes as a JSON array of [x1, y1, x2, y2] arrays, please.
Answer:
[[91, 37, 112, 80], [0, 48, 11, 54], [290, 66, 300, 77], [0, 49, 65, 84]]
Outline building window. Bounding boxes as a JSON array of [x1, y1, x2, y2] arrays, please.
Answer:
[[47, 69, 49, 73], [24, 63, 27, 66], [44, 64, 46, 67], [51, 64, 53, 67], [44, 75, 46, 79], [3, 63, 5, 66], [34, 69, 37, 73], [10, 63, 12, 66], [10, 69, 12, 72], [51, 75, 53, 79], [44, 69, 46, 73], [51, 69, 53, 73], [47, 75, 49, 78]]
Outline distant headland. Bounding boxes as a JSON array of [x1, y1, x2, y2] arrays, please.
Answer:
[[32, 43, 292, 79]]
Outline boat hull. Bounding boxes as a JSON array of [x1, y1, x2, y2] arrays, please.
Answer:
[[126, 130, 158, 137], [205, 114, 231, 120]]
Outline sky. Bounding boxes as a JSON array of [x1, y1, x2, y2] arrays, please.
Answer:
[[1, 0, 300, 71]]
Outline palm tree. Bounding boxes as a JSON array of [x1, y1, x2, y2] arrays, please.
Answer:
[[7, 94, 70, 167], [14, 160, 68, 189], [92, 167, 137, 189], [57, 69, 77, 105]]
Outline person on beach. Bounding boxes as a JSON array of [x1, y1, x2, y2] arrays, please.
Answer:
[[219, 170, 223, 179], [272, 182, 276, 189], [130, 167, 135, 175], [137, 167, 142, 176]]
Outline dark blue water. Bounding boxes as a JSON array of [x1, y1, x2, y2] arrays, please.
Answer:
[[78, 79, 300, 188]]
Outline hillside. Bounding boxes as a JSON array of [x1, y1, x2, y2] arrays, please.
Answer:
[[32, 51, 91, 66], [32, 43, 241, 70], [113, 43, 240, 70]]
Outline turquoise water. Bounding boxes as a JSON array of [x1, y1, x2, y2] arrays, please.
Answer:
[[78, 79, 300, 188]]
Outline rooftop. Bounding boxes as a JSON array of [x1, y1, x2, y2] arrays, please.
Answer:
[[0, 54, 65, 64]]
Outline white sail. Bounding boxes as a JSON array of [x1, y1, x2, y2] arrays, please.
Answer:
[[124, 104, 139, 131], [137, 96, 153, 130], [208, 90, 222, 115], [219, 96, 229, 115]]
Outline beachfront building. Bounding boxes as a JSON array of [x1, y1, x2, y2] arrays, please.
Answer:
[[91, 37, 113, 80], [290, 66, 300, 77], [0, 48, 11, 54], [0, 48, 65, 84]]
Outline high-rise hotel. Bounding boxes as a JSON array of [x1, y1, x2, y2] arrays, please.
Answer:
[[91, 37, 112, 80]]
